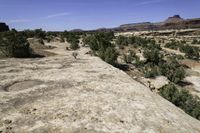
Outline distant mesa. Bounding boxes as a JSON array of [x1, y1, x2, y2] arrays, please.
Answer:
[[0, 22, 9, 32], [70, 29, 83, 32], [164, 15, 184, 23], [89, 15, 200, 32], [120, 22, 152, 28]]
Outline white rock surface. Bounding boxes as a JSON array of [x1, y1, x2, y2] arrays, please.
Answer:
[[185, 76, 200, 92], [0, 43, 200, 133]]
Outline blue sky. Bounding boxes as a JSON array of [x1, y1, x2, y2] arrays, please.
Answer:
[[0, 0, 199, 31]]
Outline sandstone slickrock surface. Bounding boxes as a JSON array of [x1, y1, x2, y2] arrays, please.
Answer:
[[0, 43, 200, 133]]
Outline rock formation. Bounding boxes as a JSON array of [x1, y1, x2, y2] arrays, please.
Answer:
[[0, 23, 9, 32], [89, 15, 200, 32], [164, 15, 184, 23]]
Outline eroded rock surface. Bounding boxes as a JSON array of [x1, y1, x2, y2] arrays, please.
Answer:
[[0, 43, 200, 133]]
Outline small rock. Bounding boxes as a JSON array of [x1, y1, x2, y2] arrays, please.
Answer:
[[120, 120, 124, 124]]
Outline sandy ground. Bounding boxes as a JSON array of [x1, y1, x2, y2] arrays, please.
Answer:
[[0, 42, 200, 133]]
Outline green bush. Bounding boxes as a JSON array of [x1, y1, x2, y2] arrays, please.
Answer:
[[180, 44, 199, 60], [141, 48, 185, 82], [115, 35, 129, 46], [160, 59, 185, 83], [159, 84, 200, 120], [66, 32, 80, 43], [22, 29, 48, 40], [84, 32, 118, 66], [0, 31, 30, 58], [192, 39, 198, 44], [34, 29, 46, 39], [104, 47, 118, 66], [143, 48, 163, 65], [165, 41, 181, 50], [61, 32, 80, 50], [70, 40, 79, 50]]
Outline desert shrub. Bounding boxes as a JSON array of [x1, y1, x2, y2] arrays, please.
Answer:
[[180, 45, 199, 60], [142, 48, 185, 82], [115, 35, 157, 49], [82, 35, 91, 47], [34, 29, 46, 39], [160, 58, 185, 83], [123, 50, 139, 64], [46, 31, 61, 37], [38, 38, 44, 45], [159, 84, 200, 120], [0, 31, 30, 58], [182, 40, 186, 43], [173, 54, 184, 60], [60, 36, 65, 42], [70, 40, 79, 50], [143, 63, 160, 78], [143, 48, 163, 65], [135, 59, 145, 68], [84, 32, 118, 66], [62, 32, 80, 50], [72, 52, 78, 59], [22, 29, 46, 39], [66, 32, 80, 43], [46, 37, 51, 43], [147, 43, 161, 50], [84, 35, 99, 51], [137, 47, 163, 78], [102, 31, 115, 41], [115, 35, 129, 46], [104, 47, 118, 66], [134, 37, 155, 48], [128, 36, 136, 45], [165, 41, 181, 50], [192, 39, 198, 44], [84, 32, 114, 51]]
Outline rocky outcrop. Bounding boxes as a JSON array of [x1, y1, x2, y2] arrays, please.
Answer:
[[0, 44, 200, 133], [116, 15, 200, 31], [0, 23, 9, 32]]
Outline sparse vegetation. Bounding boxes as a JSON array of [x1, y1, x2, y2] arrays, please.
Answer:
[[70, 40, 80, 50], [143, 63, 160, 78], [62, 31, 80, 50], [160, 60, 185, 83], [72, 52, 78, 59], [83, 32, 117, 66], [123, 50, 138, 64], [143, 48, 163, 65], [115, 35, 129, 46], [180, 44, 199, 60], [0, 31, 31, 58], [165, 40, 182, 50], [192, 39, 198, 44], [159, 83, 200, 120]]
